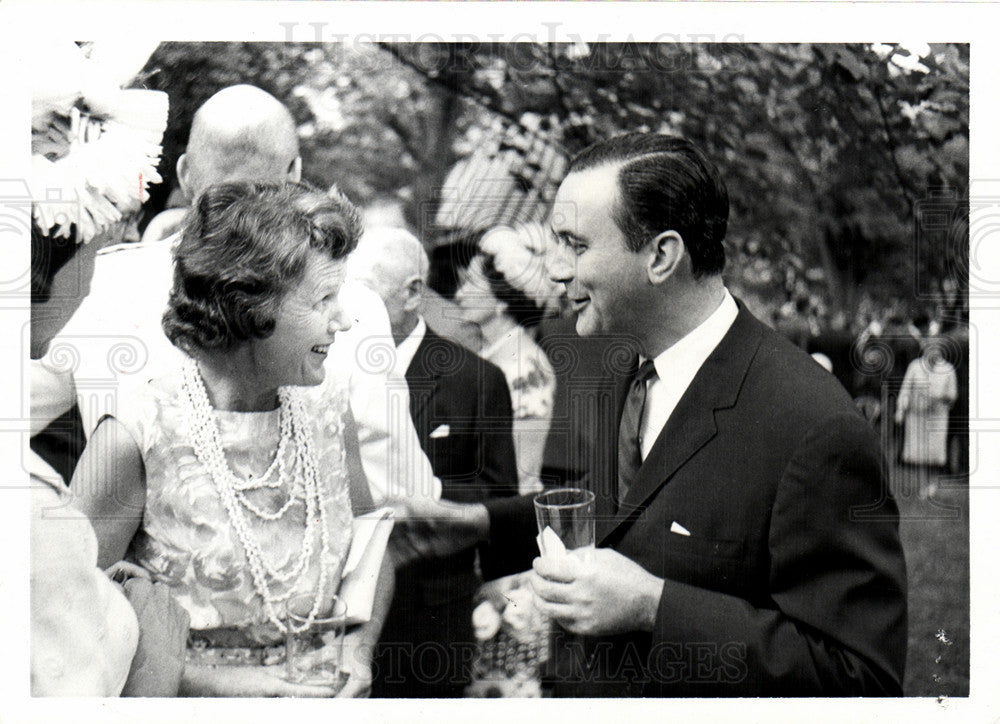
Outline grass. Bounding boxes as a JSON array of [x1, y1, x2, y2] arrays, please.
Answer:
[[890, 461, 970, 698]]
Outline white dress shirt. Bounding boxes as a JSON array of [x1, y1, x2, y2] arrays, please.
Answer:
[[50, 237, 182, 432], [327, 281, 441, 502], [639, 290, 739, 460]]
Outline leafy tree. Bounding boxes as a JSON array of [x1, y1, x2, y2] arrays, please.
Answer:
[[136, 41, 968, 329], [381, 42, 968, 327]]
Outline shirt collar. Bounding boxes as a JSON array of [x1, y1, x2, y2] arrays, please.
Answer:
[[647, 289, 739, 383], [394, 316, 427, 376]]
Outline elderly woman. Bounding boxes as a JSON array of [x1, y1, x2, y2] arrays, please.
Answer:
[[75, 181, 391, 697], [454, 224, 558, 495]]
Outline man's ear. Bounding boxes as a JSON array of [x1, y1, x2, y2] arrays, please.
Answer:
[[176, 154, 193, 202], [287, 156, 303, 183], [647, 230, 685, 284], [404, 277, 425, 311]]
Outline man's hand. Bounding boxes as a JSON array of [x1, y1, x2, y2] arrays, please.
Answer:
[[119, 578, 190, 697], [386, 495, 490, 565], [530, 548, 664, 637]]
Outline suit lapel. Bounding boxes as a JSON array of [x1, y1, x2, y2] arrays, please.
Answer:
[[599, 304, 764, 544]]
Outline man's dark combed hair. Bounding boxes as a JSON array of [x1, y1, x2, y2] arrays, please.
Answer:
[[569, 133, 729, 278], [162, 181, 362, 353]]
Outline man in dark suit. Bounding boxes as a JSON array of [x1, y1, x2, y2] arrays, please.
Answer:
[[350, 227, 518, 697], [390, 133, 908, 696]]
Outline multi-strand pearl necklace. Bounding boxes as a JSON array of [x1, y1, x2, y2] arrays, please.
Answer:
[[180, 358, 331, 634]]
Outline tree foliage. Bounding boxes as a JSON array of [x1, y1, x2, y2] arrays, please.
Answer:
[[136, 41, 968, 330], [382, 42, 968, 327]]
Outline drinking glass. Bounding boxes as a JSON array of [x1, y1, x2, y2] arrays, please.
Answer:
[[533, 488, 596, 556], [285, 593, 348, 689]]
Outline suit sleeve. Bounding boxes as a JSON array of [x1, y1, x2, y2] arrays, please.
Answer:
[[649, 412, 907, 696], [479, 494, 539, 581], [472, 364, 532, 580], [31, 483, 140, 695]]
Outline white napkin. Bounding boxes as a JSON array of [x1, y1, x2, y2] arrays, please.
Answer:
[[536, 525, 568, 560], [338, 508, 394, 626]]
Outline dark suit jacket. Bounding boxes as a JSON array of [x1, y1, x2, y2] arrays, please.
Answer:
[[401, 326, 519, 605], [536, 314, 642, 488], [375, 326, 518, 695], [29, 402, 87, 487], [484, 303, 908, 696]]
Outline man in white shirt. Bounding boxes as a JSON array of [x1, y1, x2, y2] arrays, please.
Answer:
[[390, 132, 907, 697], [53, 84, 439, 502], [349, 228, 516, 696]]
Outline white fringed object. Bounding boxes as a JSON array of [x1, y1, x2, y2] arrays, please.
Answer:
[[30, 41, 168, 243]]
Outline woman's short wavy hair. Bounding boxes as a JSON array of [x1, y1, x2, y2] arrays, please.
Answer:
[[163, 181, 361, 353]]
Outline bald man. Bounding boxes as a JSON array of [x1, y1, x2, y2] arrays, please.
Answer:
[[53, 85, 441, 502], [141, 87, 301, 244], [176, 84, 302, 202], [350, 228, 517, 697], [54, 85, 303, 404]]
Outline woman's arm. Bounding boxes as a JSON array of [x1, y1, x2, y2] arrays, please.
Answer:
[[179, 663, 344, 698], [72, 417, 146, 569]]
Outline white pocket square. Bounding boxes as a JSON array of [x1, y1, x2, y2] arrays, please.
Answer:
[[670, 521, 691, 537], [429, 424, 450, 439]]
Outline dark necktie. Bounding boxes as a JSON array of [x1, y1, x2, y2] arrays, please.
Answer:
[[617, 359, 658, 509]]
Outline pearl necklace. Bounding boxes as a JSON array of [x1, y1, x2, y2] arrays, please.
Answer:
[[180, 358, 331, 634]]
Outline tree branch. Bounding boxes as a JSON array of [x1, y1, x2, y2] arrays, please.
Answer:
[[375, 43, 524, 128], [867, 74, 919, 213], [384, 115, 425, 165]]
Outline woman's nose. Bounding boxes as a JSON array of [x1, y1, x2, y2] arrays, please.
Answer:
[[328, 299, 353, 334]]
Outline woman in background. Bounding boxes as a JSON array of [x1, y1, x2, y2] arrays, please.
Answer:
[[895, 333, 958, 497], [454, 223, 558, 495], [453, 223, 560, 695]]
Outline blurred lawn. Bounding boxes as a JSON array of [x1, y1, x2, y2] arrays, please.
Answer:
[[890, 462, 970, 697]]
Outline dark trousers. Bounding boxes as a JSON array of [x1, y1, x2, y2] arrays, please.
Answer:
[[372, 591, 476, 698]]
